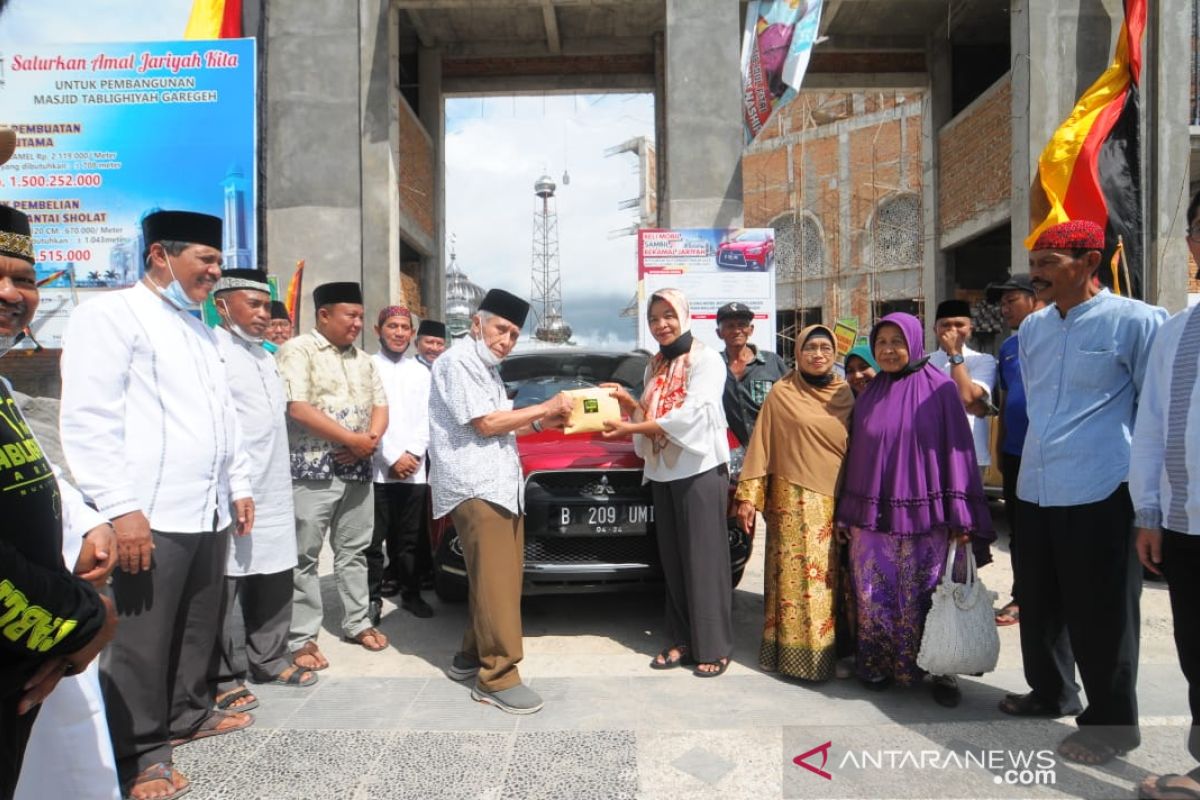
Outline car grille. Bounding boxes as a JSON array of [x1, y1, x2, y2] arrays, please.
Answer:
[[718, 250, 746, 266], [525, 535, 658, 565], [526, 470, 644, 495]]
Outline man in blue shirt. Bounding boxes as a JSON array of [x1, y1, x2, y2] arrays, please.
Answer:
[[1127, 191, 1200, 800], [1006, 219, 1167, 766], [985, 274, 1042, 626]]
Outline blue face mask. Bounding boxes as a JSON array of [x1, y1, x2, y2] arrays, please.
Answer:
[[153, 253, 201, 311], [261, 340, 278, 354]]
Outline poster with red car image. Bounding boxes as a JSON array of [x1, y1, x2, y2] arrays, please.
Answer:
[[636, 228, 777, 353]]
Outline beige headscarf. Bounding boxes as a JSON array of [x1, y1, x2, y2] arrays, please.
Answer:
[[738, 324, 855, 497]]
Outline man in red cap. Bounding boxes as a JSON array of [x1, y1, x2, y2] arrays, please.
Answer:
[[1002, 219, 1167, 766]]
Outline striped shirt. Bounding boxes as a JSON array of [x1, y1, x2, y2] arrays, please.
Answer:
[[1130, 304, 1200, 534]]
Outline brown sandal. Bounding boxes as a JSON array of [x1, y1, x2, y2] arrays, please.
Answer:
[[169, 709, 254, 746], [343, 626, 388, 652], [292, 640, 329, 671], [127, 762, 190, 800]]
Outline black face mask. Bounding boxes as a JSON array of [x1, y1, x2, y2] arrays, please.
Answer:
[[659, 330, 694, 361], [800, 371, 834, 387]]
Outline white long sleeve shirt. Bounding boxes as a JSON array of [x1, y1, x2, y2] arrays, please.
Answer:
[[59, 282, 252, 533], [928, 344, 997, 467], [634, 344, 731, 483], [372, 350, 431, 484], [1130, 305, 1200, 535]]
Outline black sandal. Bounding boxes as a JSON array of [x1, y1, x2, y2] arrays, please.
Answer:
[[998, 692, 1068, 718], [1057, 730, 1129, 766], [693, 657, 730, 678], [1139, 773, 1200, 800], [649, 645, 693, 670]]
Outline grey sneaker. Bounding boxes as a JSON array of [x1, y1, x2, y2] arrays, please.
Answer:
[[470, 683, 544, 715], [446, 652, 479, 682]]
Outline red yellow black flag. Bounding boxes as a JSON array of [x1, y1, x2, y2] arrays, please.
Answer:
[[1026, 0, 1145, 296]]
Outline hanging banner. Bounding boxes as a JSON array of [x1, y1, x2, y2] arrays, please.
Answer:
[[741, 0, 824, 144], [637, 228, 777, 353], [0, 38, 257, 347]]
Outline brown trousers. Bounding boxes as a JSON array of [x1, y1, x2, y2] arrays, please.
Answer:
[[451, 499, 525, 691]]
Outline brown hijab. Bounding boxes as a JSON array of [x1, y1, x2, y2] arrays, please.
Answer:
[[738, 325, 855, 497]]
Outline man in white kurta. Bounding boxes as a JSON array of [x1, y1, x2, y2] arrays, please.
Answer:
[[366, 306, 433, 622], [209, 270, 311, 711], [59, 210, 255, 799]]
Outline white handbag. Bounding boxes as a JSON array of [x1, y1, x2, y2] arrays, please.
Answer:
[[916, 539, 1000, 676]]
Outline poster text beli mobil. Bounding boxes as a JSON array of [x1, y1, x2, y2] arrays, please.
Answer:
[[0, 39, 256, 347], [637, 228, 777, 353]]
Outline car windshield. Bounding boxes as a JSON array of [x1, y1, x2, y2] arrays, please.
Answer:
[[501, 351, 649, 409], [734, 230, 770, 242]]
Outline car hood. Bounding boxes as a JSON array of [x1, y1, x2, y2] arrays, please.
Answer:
[[720, 240, 768, 252], [517, 429, 644, 472]]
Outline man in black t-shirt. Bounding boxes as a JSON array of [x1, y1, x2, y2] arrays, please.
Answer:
[[0, 204, 116, 800]]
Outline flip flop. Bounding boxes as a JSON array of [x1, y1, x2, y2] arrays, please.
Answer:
[[214, 686, 259, 712], [994, 604, 1020, 626], [649, 645, 694, 670], [125, 762, 190, 800], [169, 709, 254, 747], [998, 691, 1071, 717], [343, 626, 388, 652], [693, 657, 730, 678], [291, 641, 329, 671], [253, 665, 318, 687], [1139, 774, 1200, 800], [1057, 730, 1129, 766]]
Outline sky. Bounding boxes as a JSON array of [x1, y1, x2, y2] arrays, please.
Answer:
[[445, 93, 654, 350], [0, 1, 655, 350]]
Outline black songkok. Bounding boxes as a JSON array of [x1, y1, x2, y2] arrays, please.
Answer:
[[417, 319, 447, 339], [0, 205, 34, 264], [478, 289, 530, 328], [313, 281, 363, 308]]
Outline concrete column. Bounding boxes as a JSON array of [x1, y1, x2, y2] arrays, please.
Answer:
[[418, 46, 445, 319], [923, 32, 952, 343], [264, 0, 362, 333], [359, 0, 399, 347], [1146, 0, 1191, 311], [661, 0, 743, 228]]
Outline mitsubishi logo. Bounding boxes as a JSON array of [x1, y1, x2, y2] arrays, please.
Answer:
[[580, 475, 614, 501]]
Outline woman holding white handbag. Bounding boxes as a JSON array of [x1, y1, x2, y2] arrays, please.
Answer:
[[834, 313, 995, 708]]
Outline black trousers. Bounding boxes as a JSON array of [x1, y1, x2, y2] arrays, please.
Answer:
[[650, 467, 733, 664], [0, 695, 37, 800], [1162, 529, 1200, 767], [366, 482, 426, 603], [1016, 485, 1140, 749], [1000, 452, 1021, 602], [212, 570, 295, 691], [101, 529, 228, 785]]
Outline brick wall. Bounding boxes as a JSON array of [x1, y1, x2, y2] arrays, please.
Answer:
[[398, 99, 434, 241], [937, 73, 1012, 237], [4, 349, 62, 398]]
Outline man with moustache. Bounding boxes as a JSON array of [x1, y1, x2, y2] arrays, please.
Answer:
[[984, 274, 1044, 627], [59, 210, 255, 800], [429, 290, 572, 714], [277, 282, 388, 669], [414, 319, 447, 368], [717, 302, 788, 455], [1008, 219, 1166, 766], [264, 301, 293, 352], [209, 270, 314, 716], [0, 204, 118, 800], [365, 306, 433, 624]]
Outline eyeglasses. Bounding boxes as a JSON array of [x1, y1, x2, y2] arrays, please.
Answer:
[[800, 344, 835, 355]]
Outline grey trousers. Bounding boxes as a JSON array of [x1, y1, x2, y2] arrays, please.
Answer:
[[214, 571, 294, 692], [290, 478, 374, 647], [650, 466, 734, 664], [101, 529, 228, 785]]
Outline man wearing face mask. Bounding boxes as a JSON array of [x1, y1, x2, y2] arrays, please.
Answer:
[[276, 282, 389, 669], [364, 306, 433, 624], [59, 210, 256, 800], [208, 270, 313, 717], [414, 319, 447, 368], [429, 289, 572, 714]]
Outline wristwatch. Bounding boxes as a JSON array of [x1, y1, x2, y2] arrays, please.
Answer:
[[948, 353, 965, 366], [531, 419, 544, 433]]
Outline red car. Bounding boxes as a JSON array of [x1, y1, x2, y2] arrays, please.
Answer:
[[429, 350, 753, 601], [716, 229, 775, 271]]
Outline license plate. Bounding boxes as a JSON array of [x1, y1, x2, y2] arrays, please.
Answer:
[[554, 504, 654, 535]]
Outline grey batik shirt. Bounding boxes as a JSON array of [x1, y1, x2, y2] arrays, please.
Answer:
[[428, 342, 523, 518]]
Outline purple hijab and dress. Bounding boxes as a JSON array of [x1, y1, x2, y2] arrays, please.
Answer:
[[835, 313, 994, 685]]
